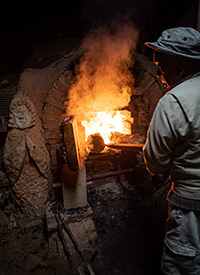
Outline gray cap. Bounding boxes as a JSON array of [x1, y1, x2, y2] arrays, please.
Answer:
[[145, 27, 200, 59]]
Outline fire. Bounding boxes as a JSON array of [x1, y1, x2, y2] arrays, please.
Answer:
[[82, 110, 133, 145]]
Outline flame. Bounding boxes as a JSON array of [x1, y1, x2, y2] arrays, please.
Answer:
[[82, 110, 133, 144], [65, 23, 138, 157]]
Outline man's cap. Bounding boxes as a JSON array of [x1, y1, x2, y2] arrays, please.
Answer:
[[145, 27, 200, 59]]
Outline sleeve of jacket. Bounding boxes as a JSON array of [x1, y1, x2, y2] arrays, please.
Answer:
[[143, 95, 181, 174]]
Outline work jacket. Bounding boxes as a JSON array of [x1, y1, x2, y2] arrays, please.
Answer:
[[143, 72, 200, 200]]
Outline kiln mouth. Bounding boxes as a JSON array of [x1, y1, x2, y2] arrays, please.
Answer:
[[86, 133, 144, 154]]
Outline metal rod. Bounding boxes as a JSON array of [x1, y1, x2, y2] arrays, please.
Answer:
[[77, 266, 85, 275], [86, 168, 134, 182], [106, 143, 144, 152], [55, 213, 72, 268], [58, 213, 85, 262], [87, 264, 96, 275]]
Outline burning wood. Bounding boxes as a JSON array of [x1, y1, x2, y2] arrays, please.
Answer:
[[86, 132, 144, 154], [82, 110, 133, 151], [86, 133, 105, 153]]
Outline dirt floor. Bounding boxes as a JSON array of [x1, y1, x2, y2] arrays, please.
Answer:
[[86, 149, 169, 275], [0, 149, 169, 275]]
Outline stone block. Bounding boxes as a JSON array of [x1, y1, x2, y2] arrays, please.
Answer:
[[25, 219, 43, 232], [45, 91, 66, 111], [43, 104, 64, 119], [46, 212, 57, 234], [64, 216, 97, 261], [57, 70, 73, 90], [44, 130, 60, 141], [0, 209, 9, 225], [18, 47, 80, 119], [46, 203, 57, 234], [49, 148, 58, 164]]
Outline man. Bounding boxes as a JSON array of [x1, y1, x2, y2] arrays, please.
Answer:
[[143, 27, 200, 274]]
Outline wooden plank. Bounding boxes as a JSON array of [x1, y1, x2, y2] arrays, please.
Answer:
[[61, 116, 80, 171], [62, 164, 88, 209]]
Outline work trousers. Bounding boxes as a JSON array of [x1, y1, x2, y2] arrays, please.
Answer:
[[161, 204, 200, 274]]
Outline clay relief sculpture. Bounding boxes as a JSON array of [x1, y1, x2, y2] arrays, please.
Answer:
[[3, 90, 51, 219]]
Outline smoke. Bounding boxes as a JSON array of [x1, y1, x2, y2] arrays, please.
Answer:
[[66, 20, 138, 122], [80, 0, 144, 32]]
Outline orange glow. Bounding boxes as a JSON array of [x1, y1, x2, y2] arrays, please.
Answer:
[[82, 110, 133, 144]]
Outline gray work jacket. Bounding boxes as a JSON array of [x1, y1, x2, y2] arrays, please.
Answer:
[[143, 72, 200, 200]]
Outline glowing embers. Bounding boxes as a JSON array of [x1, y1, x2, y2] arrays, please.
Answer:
[[82, 110, 133, 153]]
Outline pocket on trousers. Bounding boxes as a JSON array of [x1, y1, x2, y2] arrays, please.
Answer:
[[164, 237, 197, 257]]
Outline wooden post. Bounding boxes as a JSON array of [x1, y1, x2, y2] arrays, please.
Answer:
[[197, 0, 200, 31]]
